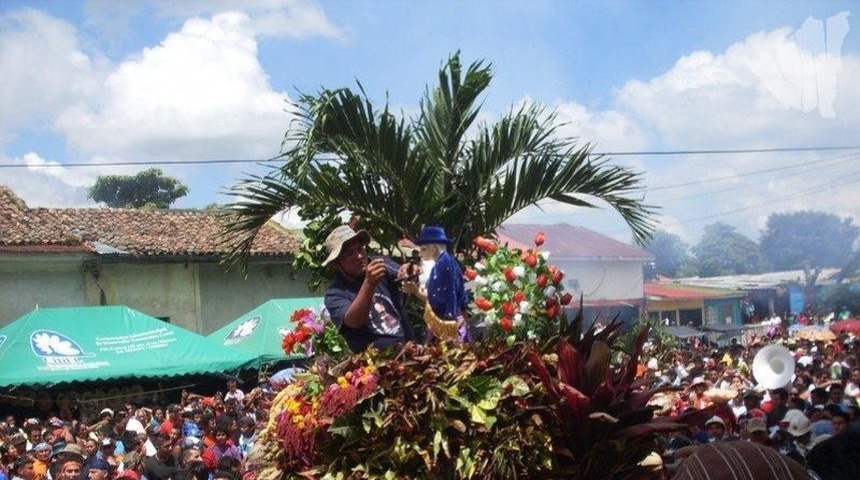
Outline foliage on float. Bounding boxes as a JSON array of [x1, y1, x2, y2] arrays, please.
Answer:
[[247, 235, 714, 479]]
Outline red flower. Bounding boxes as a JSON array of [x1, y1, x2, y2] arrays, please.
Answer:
[[475, 297, 494, 311], [534, 231, 546, 247], [546, 305, 559, 318], [523, 254, 537, 268], [553, 269, 564, 284], [504, 267, 516, 282], [561, 292, 573, 305], [501, 301, 517, 317], [500, 317, 513, 331], [464, 268, 478, 281], [546, 297, 558, 309], [473, 236, 498, 254], [537, 274, 548, 288], [513, 291, 526, 303]]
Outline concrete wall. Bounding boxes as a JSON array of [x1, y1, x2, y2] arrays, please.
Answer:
[[198, 262, 313, 335], [556, 259, 645, 301], [0, 256, 88, 327], [1, 256, 314, 334]]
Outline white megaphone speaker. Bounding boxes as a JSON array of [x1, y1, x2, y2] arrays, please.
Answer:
[[752, 344, 795, 390]]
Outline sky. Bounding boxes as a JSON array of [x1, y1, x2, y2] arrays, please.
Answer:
[[1, 0, 859, 247]]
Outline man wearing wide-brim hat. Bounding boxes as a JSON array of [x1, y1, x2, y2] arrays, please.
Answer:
[[323, 224, 417, 353]]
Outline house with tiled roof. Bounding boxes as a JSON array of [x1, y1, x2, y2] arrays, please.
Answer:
[[0, 186, 312, 333], [644, 282, 745, 327], [497, 223, 654, 323]]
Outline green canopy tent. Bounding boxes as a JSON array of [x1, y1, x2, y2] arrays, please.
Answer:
[[0, 306, 258, 388], [208, 298, 324, 369]]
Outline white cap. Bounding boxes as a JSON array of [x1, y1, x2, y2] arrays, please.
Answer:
[[100, 408, 114, 416], [705, 415, 725, 427]]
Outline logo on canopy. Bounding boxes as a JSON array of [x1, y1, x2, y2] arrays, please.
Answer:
[[30, 330, 95, 369], [225, 316, 260, 345], [0, 335, 6, 349]]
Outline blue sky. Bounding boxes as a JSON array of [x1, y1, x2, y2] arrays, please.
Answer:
[[1, 0, 858, 245]]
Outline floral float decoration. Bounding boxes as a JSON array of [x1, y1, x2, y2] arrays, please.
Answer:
[[246, 234, 719, 479]]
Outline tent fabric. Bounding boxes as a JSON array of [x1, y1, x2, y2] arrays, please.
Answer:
[[664, 326, 703, 339], [208, 298, 324, 368], [0, 306, 257, 388]]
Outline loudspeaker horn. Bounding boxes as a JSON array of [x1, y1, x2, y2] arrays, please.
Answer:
[[752, 344, 795, 390]]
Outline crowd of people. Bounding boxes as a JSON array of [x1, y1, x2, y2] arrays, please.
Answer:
[[0, 378, 263, 480], [637, 325, 860, 479]]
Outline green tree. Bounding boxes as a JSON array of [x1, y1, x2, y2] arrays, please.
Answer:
[[642, 230, 690, 278], [87, 168, 188, 208], [221, 53, 655, 284], [760, 211, 859, 270], [692, 222, 764, 277]]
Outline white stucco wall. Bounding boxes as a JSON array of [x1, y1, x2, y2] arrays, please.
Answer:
[[555, 259, 645, 301]]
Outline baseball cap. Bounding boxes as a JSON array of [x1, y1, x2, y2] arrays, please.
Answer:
[[705, 416, 725, 427], [90, 459, 112, 472], [321, 225, 370, 267], [784, 410, 812, 437], [745, 417, 767, 434], [9, 433, 26, 445]]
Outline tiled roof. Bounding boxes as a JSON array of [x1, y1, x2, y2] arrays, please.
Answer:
[[497, 223, 653, 261], [0, 186, 299, 257], [644, 283, 744, 300]]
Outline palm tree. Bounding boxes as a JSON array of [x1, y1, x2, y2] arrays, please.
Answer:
[[221, 52, 655, 276]]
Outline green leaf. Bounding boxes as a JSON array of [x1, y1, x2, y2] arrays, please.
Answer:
[[502, 375, 531, 397], [469, 404, 487, 424]]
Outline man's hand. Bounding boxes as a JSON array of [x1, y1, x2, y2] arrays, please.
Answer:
[[365, 258, 387, 286]]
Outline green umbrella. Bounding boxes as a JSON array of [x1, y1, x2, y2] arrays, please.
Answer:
[[0, 306, 257, 388], [208, 298, 324, 368]]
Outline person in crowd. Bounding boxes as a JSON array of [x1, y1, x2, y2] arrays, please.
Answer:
[[150, 408, 165, 432], [116, 452, 143, 480], [30, 443, 50, 480], [86, 459, 112, 480], [9, 455, 35, 480], [743, 417, 772, 448], [215, 457, 240, 478], [323, 224, 417, 353], [144, 435, 177, 480], [158, 405, 183, 438], [204, 427, 240, 465], [704, 416, 735, 443], [831, 409, 851, 436], [55, 456, 84, 480], [765, 388, 790, 429], [236, 417, 256, 459], [223, 379, 244, 406], [212, 471, 238, 480], [806, 430, 860, 480]]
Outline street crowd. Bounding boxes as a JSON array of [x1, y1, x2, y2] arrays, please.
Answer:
[[0, 378, 263, 480], [637, 320, 860, 479], [2, 320, 860, 480]]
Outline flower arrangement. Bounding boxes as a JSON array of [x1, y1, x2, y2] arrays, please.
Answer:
[[281, 308, 347, 359], [468, 232, 572, 341]]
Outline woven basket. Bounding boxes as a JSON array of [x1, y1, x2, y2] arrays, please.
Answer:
[[423, 302, 460, 342]]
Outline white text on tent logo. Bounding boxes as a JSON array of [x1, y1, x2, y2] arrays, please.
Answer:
[[30, 330, 105, 371]]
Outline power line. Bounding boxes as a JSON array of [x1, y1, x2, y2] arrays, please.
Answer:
[[1, 145, 859, 169]]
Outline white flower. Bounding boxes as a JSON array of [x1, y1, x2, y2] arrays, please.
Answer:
[[485, 310, 498, 323], [475, 276, 489, 286], [544, 286, 556, 297], [527, 330, 537, 340], [491, 281, 506, 292], [513, 314, 524, 327], [513, 266, 525, 277], [519, 301, 530, 314], [540, 251, 550, 260], [474, 263, 486, 271]]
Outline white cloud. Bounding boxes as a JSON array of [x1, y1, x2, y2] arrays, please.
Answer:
[[0, 8, 108, 142], [55, 12, 291, 160], [514, 14, 860, 244]]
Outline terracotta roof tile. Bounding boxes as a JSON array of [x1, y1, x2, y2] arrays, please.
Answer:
[[644, 283, 743, 300], [497, 223, 653, 260], [0, 186, 299, 257]]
